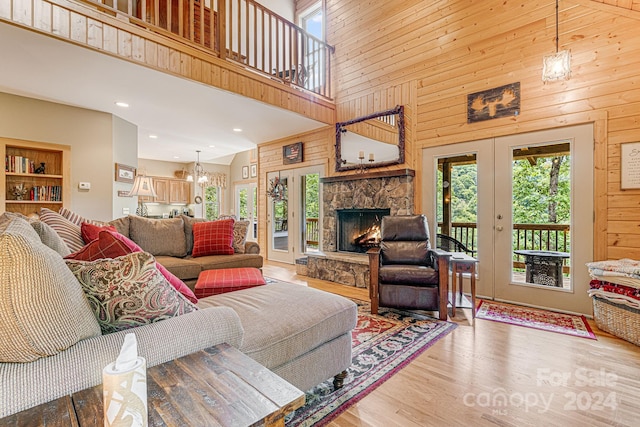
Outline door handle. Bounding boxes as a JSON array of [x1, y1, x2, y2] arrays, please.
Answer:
[[496, 226, 504, 231]]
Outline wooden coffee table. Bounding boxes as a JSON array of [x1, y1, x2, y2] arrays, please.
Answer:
[[1, 343, 305, 426]]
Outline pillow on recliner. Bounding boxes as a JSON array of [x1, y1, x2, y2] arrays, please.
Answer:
[[0, 214, 101, 362]]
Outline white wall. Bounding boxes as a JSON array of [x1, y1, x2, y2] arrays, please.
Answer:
[[0, 92, 138, 221], [112, 116, 139, 220]]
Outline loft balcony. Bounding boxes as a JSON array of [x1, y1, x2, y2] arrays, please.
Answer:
[[0, 0, 335, 123]]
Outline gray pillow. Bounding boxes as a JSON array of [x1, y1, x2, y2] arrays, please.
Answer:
[[29, 219, 71, 257], [180, 215, 206, 255], [129, 216, 187, 257]]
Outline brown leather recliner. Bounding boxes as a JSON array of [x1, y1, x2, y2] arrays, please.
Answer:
[[367, 215, 451, 320]]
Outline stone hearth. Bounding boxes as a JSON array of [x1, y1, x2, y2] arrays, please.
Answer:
[[306, 169, 415, 288]]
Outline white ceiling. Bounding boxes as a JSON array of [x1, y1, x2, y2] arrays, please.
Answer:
[[0, 22, 325, 165]]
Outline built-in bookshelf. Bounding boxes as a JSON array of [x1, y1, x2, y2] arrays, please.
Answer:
[[2, 138, 70, 216]]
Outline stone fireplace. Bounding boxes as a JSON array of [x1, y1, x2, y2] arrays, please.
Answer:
[[306, 169, 415, 288]]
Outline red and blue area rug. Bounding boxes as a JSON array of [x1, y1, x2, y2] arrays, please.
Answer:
[[286, 301, 456, 426], [475, 299, 596, 340]]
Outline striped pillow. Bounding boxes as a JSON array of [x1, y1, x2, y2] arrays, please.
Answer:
[[39, 208, 84, 253], [58, 207, 107, 227]]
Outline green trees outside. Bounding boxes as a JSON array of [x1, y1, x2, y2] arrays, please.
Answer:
[[513, 156, 570, 224], [204, 186, 219, 220], [438, 156, 570, 225]]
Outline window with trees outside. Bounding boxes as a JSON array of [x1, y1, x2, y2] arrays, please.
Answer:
[[204, 186, 220, 220]]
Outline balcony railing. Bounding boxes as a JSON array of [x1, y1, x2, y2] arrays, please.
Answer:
[[437, 222, 571, 273], [82, 0, 333, 98]]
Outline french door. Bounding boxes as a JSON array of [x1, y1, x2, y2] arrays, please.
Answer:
[[267, 165, 323, 264], [235, 183, 257, 241], [423, 124, 594, 314]]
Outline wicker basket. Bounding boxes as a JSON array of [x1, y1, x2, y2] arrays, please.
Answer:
[[592, 296, 640, 346], [295, 257, 308, 276]]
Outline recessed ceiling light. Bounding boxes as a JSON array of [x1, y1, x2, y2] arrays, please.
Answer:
[[233, 128, 242, 132], [115, 101, 129, 108], [173, 156, 180, 159], [149, 134, 158, 139], [209, 145, 216, 148]]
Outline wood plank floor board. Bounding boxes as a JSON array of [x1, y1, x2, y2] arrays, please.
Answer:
[[262, 260, 640, 427]]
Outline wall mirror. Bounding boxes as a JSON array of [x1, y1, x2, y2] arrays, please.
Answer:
[[335, 105, 405, 172]]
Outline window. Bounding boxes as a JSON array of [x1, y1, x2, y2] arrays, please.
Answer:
[[299, 2, 324, 91], [204, 186, 220, 220]]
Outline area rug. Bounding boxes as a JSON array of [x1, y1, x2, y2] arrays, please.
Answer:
[[285, 300, 457, 426], [475, 300, 596, 340]]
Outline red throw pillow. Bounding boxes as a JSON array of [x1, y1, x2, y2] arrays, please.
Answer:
[[192, 219, 235, 257], [66, 230, 198, 304], [81, 222, 117, 244]]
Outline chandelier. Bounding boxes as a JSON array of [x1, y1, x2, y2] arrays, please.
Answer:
[[186, 150, 210, 185]]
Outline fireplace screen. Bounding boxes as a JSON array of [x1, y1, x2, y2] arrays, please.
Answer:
[[337, 208, 391, 253]]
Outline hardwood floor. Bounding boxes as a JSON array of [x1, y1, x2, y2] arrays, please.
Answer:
[[262, 260, 640, 427]]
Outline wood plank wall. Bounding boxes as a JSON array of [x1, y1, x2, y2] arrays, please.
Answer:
[[0, 0, 335, 124], [323, 0, 640, 261]]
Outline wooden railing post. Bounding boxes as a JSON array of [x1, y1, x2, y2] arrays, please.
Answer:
[[218, 0, 226, 59]]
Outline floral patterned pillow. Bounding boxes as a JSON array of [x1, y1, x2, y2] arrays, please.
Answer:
[[233, 220, 250, 254], [65, 252, 198, 334]]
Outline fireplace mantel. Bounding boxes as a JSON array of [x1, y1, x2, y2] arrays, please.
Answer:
[[320, 168, 415, 184]]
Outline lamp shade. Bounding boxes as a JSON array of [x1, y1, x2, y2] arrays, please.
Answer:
[[127, 175, 157, 198], [542, 50, 571, 82]]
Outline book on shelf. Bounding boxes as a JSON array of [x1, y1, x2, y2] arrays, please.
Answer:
[[5, 155, 35, 174], [28, 185, 62, 202]]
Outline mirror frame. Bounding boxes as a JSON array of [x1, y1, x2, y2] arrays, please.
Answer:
[[335, 105, 405, 172]]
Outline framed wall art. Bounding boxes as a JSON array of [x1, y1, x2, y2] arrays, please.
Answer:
[[115, 163, 136, 183], [283, 142, 303, 164], [467, 82, 520, 123], [250, 163, 257, 178], [242, 165, 249, 179], [621, 142, 640, 190]]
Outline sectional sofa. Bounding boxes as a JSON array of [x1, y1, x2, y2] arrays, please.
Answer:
[[0, 212, 357, 418], [95, 214, 265, 288]]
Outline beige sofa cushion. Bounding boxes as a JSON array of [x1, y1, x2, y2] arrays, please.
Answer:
[[0, 214, 101, 363], [154, 256, 203, 281], [129, 216, 187, 257], [108, 216, 130, 238], [198, 282, 357, 370]]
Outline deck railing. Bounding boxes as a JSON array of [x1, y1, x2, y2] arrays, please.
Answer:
[[438, 222, 571, 272], [305, 217, 318, 247], [81, 0, 333, 98]]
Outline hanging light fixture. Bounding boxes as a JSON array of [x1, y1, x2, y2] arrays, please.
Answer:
[[542, 0, 571, 82], [186, 150, 210, 186]]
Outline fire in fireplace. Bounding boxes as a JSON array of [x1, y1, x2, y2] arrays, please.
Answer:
[[337, 208, 391, 253]]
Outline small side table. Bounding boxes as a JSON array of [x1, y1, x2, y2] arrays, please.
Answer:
[[450, 252, 478, 319]]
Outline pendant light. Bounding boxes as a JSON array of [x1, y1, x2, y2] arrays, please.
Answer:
[[542, 0, 571, 82]]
